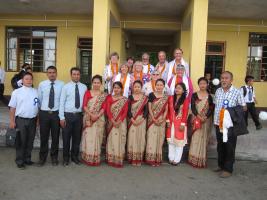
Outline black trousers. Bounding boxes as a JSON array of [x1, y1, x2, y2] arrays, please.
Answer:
[[15, 117, 37, 165], [0, 83, 4, 101], [39, 110, 60, 161], [62, 112, 83, 162], [215, 126, 237, 173], [245, 102, 261, 127]]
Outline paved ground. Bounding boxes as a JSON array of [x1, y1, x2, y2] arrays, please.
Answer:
[[0, 148, 266, 200]]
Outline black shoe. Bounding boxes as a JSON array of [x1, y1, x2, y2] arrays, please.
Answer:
[[63, 161, 69, 167], [37, 160, 46, 167], [52, 159, 59, 166], [71, 158, 81, 165], [25, 161, 35, 165], [17, 163, 26, 170], [256, 125, 263, 130]]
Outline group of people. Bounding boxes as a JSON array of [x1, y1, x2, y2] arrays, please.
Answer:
[[7, 48, 262, 178]]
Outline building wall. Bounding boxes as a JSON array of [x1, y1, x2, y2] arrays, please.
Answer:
[[0, 14, 93, 95], [207, 18, 267, 108]]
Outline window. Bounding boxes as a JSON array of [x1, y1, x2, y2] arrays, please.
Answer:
[[247, 33, 267, 81], [77, 38, 92, 87], [205, 42, 225, 79], [6, 27, 57, 72]]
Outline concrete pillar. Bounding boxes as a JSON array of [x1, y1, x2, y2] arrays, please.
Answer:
[[182, 0, 208, 88], [189, 0, 209, 88], [92, 0, 110, 75]]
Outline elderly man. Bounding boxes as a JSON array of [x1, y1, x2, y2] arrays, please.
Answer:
[[142, 52, 154, 75], [154, 51, 169, 81], [213, 71, 247, 178]]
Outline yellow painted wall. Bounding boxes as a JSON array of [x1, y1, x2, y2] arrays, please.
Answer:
[[0, 14, 93, 95]]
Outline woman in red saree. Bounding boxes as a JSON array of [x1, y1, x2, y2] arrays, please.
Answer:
[[145, 78, 168, 167], [166, 82, 189, 165], [105, 81, 128, 168], [127, 80, 148, 166], [81, 75, 107, 166], [188, 77, 213, 168]]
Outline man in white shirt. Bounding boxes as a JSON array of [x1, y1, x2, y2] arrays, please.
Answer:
[[0, 61, 5, 104], [38, 66, 64, 166], [241, 75, 262, 130], [8, 72, 39, 169], [59, 67, 87, 166], [142, 52, 154, 75]]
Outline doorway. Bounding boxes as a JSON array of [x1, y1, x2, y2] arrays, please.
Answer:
[[77, 38, 92, 87]]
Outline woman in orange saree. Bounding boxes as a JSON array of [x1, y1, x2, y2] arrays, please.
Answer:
[[105, 81, 128, 168], [145, 78, 168, 167]]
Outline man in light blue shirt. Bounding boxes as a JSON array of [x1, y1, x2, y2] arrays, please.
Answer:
[[59, 67, 87, 166], [38, 66, 64, 166]]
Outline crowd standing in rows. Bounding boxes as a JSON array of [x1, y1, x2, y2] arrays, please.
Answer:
[[8, 48, 260, 178]]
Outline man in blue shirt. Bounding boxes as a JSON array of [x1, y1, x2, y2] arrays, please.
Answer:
[[38, 66, 64, 166], [59, 67, 87, 166]]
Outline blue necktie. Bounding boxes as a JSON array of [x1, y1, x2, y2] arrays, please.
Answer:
[[48, 82, 55, 109], [75, 84, 80, 109]]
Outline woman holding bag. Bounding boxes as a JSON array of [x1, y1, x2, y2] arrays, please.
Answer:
[[188, 77, 214, 168]]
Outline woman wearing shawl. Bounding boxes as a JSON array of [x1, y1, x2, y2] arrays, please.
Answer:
[[145, 79, 168, 167], [105, 82, 128, 168], [167, 64, 193, 100], [188, 77, 213, 168], [81, 75, 107, 166], [113, 62, 133, 98], [127, 80, 148, 166], [167, 82, 189, 165], [131, 61, 150, 85]]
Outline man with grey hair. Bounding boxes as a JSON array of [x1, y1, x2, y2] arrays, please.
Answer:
[[142, 52, 154, 75]]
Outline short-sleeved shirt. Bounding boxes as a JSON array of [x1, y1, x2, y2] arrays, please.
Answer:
[[8, 86, 39, 118], [214, 85, 246, 125]]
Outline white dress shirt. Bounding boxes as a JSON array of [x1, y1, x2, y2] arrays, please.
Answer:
[[38, 79, 64, 111], [8, 86, 39, 118], [241, 85, 255, 103], [0, 67, 5, 84], [59, 81, 87, 120]]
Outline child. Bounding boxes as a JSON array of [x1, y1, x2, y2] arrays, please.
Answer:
[[241, 75, 262, 130]]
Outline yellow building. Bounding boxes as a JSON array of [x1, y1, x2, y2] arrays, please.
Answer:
[[0, 0, 267, 107]]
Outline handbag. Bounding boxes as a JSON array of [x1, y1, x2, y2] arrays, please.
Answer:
[[6, 128, 18, 147], [192, 117, 202, 133]]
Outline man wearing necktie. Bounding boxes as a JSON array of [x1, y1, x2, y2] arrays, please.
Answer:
[[242, 75, 262, 130], [59, 67, 87, 166], [38, 66, 64, 166]]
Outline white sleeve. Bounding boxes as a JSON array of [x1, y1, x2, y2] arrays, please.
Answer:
[[8, 91, 17, 108], [37, 83, 43, 105], [59, 86, 66, 120]]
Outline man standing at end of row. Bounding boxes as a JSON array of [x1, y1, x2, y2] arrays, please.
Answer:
[[59, 67, 87, 166], [9, 72, 39, 169]]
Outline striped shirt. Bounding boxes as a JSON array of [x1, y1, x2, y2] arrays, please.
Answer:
[[214, 85, 246, 125]]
